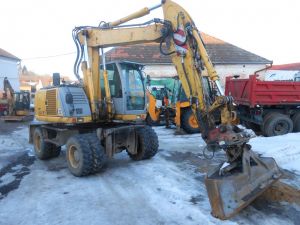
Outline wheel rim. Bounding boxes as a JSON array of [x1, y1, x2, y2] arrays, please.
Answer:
[[68, 145, 80, 168], [34, 134, 41, 153], [274, 121, 288, 135], [188, 115, 199, 129]]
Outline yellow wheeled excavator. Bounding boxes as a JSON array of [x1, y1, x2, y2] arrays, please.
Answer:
[[29, 0, 282, 219]]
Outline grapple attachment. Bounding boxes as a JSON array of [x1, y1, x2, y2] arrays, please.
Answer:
[[205, 144, 282, 220]]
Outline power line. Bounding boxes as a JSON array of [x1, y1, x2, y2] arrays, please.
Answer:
[[22, 52, 76, 60]]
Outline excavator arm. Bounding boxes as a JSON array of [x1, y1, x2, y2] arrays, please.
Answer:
[[3, 77, 14, 98], [73, 0, 282, 219], [3, 77, 15, 115]]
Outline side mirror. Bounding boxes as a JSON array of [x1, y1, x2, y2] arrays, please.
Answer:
[[146, 75, 151, 85]]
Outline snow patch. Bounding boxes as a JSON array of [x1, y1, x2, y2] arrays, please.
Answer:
[[250, 132, 300, 174]]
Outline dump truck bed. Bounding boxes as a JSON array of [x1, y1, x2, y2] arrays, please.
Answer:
[[225, 75, 300, 108]]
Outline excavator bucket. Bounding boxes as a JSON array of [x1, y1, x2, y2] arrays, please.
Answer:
[[205, 146, 282, 220]]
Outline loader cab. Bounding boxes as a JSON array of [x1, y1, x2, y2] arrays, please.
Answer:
[[13, 91, 31, 111], [100, 61, 146, 119], [177, 76, 215, 103]]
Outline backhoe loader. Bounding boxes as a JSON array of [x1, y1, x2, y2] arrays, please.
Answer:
[[1, 77, 32, 121], [29, 0, 282, 219], [147, 75, 218, 133]]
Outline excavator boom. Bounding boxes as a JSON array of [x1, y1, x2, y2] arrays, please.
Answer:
[[72, 0, 282, 219]]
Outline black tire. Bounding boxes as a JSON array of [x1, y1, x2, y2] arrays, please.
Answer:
[[146, 113, 160, 126], [292, 113, 300, 132], [66, 135, 94, 177], [263, 113, 293, 137], [82, 133, 107, 173], [181, 108, 200, 134], [128, 126, 159, 161], [33, 128, 55, 160], [261, 112, 280, 135]]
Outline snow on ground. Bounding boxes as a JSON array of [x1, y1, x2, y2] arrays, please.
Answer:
[[250, 132, 300, 175], [0, 126, 33, 168], [0, 125, 299, 225]]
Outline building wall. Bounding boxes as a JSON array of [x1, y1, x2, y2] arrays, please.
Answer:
[[0, 56, 20, 92], [144, 64, 267, 86], [214, 64, 267, 84], [262, 69, 300, 81]]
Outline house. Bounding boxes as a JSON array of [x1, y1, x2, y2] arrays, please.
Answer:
[[20, 66, 72, 93], [263, 63, 300, 81], [0, 48, 21, 93], [106, 32, 271, 85]]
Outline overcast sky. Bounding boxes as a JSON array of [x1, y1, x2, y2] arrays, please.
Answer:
[[1, 0, 299, 79]]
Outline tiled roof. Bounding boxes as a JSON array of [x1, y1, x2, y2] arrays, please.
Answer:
[[269, 63, 300, 71], [0, 48, 20, 61], [106, 32, 271, 65]]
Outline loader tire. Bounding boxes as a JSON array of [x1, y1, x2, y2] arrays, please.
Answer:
[[146, 113, 160, 126], [33, 128, 56, 160], [128, 126, 159, 161], [181, 108, 200, 134], [292, 113, 300, 132], [66, 135, 93, 177], [83, 133, 107, 174], [263, 113, 293, 137]]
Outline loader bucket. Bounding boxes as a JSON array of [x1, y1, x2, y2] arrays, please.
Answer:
[[205, 149, 282, 220]]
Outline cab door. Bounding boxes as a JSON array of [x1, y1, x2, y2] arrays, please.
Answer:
[[121, 63, 146, 115], [100, 63, 124, 115]]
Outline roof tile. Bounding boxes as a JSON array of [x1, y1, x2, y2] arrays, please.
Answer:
[[0, 48, 20, 61], [106, 32, 271, 65]]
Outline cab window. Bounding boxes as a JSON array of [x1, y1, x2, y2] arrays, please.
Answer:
[[100, 64, 122, 98]]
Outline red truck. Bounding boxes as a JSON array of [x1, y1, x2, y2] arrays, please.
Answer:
[[225, 75, 300, 136]]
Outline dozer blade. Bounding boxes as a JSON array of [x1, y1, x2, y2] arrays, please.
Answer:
[[205, 147, 282, 220]]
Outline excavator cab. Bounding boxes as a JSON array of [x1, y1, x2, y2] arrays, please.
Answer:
[[100, 61, 147, 121]]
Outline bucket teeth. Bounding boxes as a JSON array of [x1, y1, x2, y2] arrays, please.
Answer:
[[205, 149, 282, 220]]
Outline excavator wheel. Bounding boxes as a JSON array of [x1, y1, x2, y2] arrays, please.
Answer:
[[82, 133, 108, 174], [33, 128, 61, 160], [181, 108, 200, 134], [127, 126, 159, 161], [66, 134, 94, 177]]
